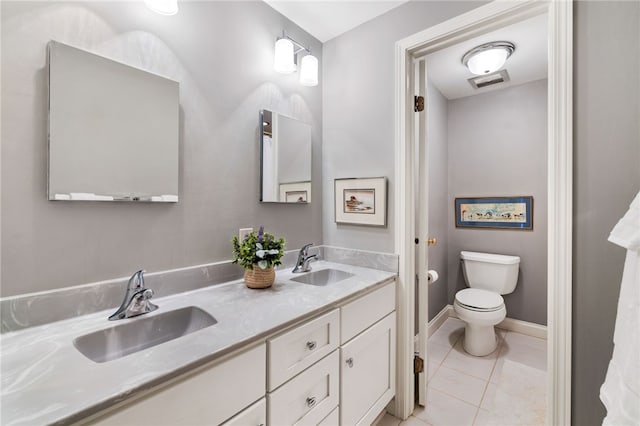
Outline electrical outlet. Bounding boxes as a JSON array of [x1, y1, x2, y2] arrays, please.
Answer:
[[238, 228, 253, 241]]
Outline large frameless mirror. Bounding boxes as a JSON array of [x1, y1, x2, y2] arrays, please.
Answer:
[[47, 41, 180, 202], [260, 110, 312, 203]]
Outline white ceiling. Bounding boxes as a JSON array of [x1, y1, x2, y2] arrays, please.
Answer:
[[425, 13, 548, 100], [263, 0, 409, 43]]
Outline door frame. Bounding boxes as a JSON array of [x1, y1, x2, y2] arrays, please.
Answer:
[[393, 1, 573, 424]]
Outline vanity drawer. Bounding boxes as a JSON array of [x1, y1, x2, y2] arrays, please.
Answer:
[[88, 344, 265, 426], [221, 397, 265, 426], [268, 309, 339, 390], [268, 350, 339, 426], [341, 281, 395, 344]]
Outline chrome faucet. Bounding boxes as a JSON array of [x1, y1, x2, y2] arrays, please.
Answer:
[[109, 270, 158, 321], [292, 243, 317, 273]]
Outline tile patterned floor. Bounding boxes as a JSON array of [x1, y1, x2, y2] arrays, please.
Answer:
[[375, 318, 547, 426]]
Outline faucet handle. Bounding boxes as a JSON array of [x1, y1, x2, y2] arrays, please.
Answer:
[[127, 270, 145, 290]]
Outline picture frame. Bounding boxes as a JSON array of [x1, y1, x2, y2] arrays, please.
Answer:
[[279, 181, 311, 204], [285, 190, 308, 203], [455, 196, 533, 230], [334, 177, 387, 226]]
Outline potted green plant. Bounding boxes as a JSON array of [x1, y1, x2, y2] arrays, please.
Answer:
[[231, 226, 285, 289]]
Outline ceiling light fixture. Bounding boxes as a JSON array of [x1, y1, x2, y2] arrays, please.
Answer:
[[273, 32, 318, 87], [462, 41, 515, 75], [144, 0, 178, 15]]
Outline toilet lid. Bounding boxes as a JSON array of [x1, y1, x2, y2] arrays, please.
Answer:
[[455, 288, 504, 311]]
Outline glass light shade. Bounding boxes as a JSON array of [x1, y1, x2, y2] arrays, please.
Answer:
[[466, 48, 509, 75], [299, 54, 318, 87], [274, 39, 296, 74], [144, 0, 178, 15]]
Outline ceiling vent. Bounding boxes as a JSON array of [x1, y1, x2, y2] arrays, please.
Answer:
[[468, 69, 510, 89]]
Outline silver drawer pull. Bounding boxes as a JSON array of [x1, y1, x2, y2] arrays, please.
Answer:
[[346, 357, 354, 368], [306, 396, 317, 408], [306, 341, 317, 350]]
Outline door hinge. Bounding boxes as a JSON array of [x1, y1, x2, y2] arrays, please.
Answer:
[[414, 355, 424, 373], [414, 95, 424, 112]]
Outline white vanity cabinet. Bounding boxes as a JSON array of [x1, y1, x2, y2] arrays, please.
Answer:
[[266, 281, 396, 426], [84, 280, 396, 426], [87, 344, 266, 426], [340, 282, 396, 426]]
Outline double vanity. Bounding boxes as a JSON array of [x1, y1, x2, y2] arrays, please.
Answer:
[[1, 253, 397, 426]]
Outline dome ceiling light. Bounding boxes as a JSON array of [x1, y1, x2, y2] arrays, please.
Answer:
[[462, 41, 515, 75]]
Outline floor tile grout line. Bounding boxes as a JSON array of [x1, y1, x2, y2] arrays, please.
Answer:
[[472, 331, 509, 425], [471, 406, 482, 426], [427, 382, 484, 409], [488, 330, 509, 384]]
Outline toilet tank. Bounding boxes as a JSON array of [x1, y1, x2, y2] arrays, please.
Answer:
[[460, 251, 520, 294]]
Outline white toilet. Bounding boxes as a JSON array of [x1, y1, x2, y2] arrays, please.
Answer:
[[454, 251, 520, 356]]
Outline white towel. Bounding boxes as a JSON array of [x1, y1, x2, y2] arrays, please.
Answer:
[[608, 191, 640, 250], [601, 190, 640, 426]]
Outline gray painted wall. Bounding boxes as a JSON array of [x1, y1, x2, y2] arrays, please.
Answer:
[[1, 1, 323, 297], [322, 1, 488, 252], [447, 79, 548, 325], [573, 1, 640, 424], [426, 80, 449, 322]]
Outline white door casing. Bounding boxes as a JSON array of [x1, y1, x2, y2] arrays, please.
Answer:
[[393, 0, 572, 424], [415, 58, 430, 407]]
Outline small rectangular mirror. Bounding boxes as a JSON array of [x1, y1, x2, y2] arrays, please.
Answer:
[[260, 110, 312, 203], [47, 41, 180, 202]]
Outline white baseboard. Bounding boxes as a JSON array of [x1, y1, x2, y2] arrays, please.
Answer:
[[428, 305, 453, 338], [496, 316, 547, 339], [426, 304, 547, 340]]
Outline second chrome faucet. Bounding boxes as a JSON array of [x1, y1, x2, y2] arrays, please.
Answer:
[[292, 243, 317, 273]]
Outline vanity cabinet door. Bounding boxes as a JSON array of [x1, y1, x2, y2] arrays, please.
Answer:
[[340, 312, 396, 426]]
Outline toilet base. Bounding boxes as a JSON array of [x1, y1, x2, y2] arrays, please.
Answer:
[[462, 323, 498, 356]]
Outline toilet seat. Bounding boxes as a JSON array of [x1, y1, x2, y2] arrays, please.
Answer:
[[455, 288, 504, 312]]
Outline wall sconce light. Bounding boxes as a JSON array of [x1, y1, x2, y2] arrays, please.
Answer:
[[273, 32, 318, 87], [462, 41, 515, 75], [144, 0, 178, 15]]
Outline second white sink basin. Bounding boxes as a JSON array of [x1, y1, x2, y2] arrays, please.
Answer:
[[290, 269, 354, 286], [73, 306, 217, 363]]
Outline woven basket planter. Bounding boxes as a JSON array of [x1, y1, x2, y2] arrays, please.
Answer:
[[244, 264, 275, 289]]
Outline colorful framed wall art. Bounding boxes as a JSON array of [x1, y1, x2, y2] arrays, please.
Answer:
[[455, 196, 533, 230]]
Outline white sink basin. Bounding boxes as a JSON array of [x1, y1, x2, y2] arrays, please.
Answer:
[[73, 306, 217, 363], [290, 269, 354, 286]]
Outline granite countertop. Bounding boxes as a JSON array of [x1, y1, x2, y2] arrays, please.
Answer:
[[0, 261, 396, 425]]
